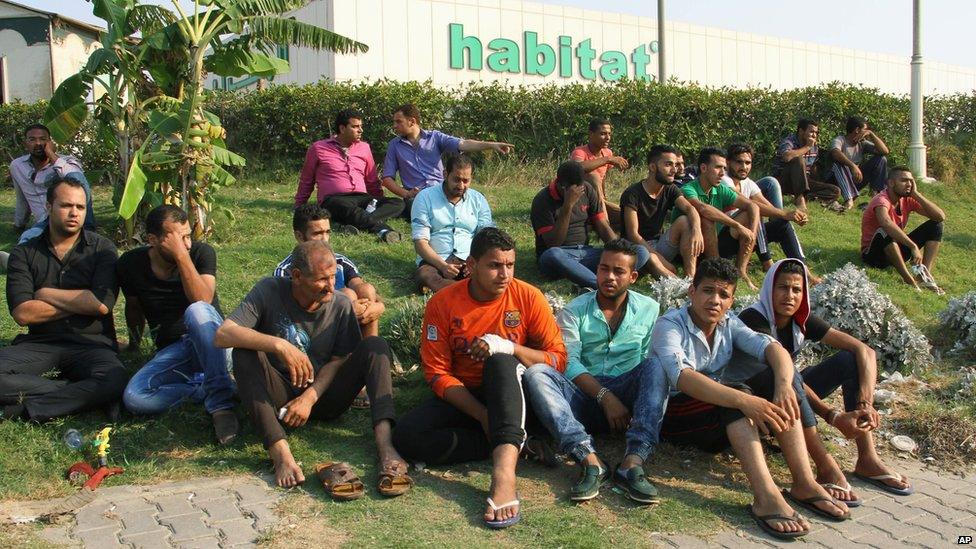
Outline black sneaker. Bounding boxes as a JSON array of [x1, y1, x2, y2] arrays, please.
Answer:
[[212, 409, 240, 445]]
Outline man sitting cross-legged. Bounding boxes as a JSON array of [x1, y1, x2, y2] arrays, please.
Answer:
[[412, 153, 494, 293], [675, 148, 760, 289], [524, 239, 666, 504], [119, 205, 237, 444], [216, 241, 411, 496], [532, 160, 649, 291], [651, 258, 849, 540], [619, 144, 703, 279], [721, 143, 820, 283], [275, 204, 384, 337], [392, 228, 567, 529], [735, 259, 912, 506], [860, 166, 946, 293]]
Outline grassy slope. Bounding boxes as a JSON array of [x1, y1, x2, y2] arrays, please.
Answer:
[[0, 162, 973, 546]]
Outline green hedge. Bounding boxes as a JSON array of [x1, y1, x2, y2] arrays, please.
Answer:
[[4, 80, 976, 184]]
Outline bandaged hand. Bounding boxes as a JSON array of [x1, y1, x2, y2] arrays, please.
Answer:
[[477, 333, 515, 356]]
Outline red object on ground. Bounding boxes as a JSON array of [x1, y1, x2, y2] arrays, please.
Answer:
[[66, 461, 125, 490]]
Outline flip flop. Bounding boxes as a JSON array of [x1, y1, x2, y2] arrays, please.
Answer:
[[782, 490, 850, 522], [745, 504, 807, 540], [853, 472, 914, 496], [821, 482, 862, 508], [377, 460, 414, 497], [315, 461, 365, 501], [484, 497, 521, 529]]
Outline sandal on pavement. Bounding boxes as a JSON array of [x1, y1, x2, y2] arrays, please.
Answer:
[[820, 482, 862, 508], [315, 461, 365, 501], [377, 460, 414, 497], [746, 505, 807, 540], [853, 472, 914, 496], [782, 489, 850, 521], [484, 497, 521, 529], [612, 464, 660, 505]]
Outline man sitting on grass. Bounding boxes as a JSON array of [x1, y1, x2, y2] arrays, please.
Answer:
[[570, 117, 631, 225], [216, 241, 411, 497], [829, 116, 889, 209], [735, 259, 912, 505], [392, 228, 566, 529], [525, 239, 665, 504], [651, 258, 849, 540], [620, 144, 703, 279], [772, 118, 843, 213], [860, 166, 946, 293]]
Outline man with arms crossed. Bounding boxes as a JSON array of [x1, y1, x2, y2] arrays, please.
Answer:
[[392, 228, 566, 528], [216, 241, 410, 496], [620, 144, 703, 279], [525, 239, 666, 504], [119, 205, 237, 444], [652, 258, 849, 540], [412, 153, 493, 293]]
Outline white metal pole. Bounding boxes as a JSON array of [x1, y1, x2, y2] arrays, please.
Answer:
[[908, 0, 928, 179], [657, 0, 666, 83]]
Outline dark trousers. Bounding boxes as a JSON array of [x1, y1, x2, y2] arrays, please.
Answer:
[[392, 354, 530, 465], [233, 336, 396, 449], [862, 219, 944, 268], [398, 196, 416, 221], [777, 157, 840, 203], [321, 192, 404, 234], [0, 341, 127, 421], [799, 350, 860, 428], [717, 218, 805, 263]]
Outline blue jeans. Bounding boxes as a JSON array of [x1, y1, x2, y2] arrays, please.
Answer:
[[523, 358, 668, 462], [18, 172, 97, 245], [756, 176, 784, 209], [798, 350, 860, 428], [537, 243, 650, 288], [123, 302, 234, 415]]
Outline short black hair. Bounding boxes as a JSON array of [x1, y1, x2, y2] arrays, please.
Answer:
[[775, 260, 807, 279], [146, 204, 189, 237], [395, 103, 422, 125], [588, 117, 611, 133], [24, 123, 51, 138], [555, 160, 585, 187], [797, 118, 819, 131], [444, 153, 474, 176], [45, 176, 85, 205], [333, 108, 363, 134], [647, 144, 679, 165], [888, 165, 913, 180], [290, 240, 334, 275], [692, 258, 739, 287], [601, 238, 638, 268], [726, 143, 754, 160], [292, 203, 330, 233], [470, 227, 515, 259], [697, 147, 726, 167], [846, 116, 867, 134]]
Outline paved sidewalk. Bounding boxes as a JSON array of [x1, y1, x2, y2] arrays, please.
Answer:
[[651, 458, 976, 548], [37, 476, 279, 548]]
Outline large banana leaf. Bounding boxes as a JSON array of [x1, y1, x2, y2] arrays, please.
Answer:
[[205, 48, 290, 77], [43, 73, 92, 143], [243, 17, 367, 53], [119, 148, 148, 219]]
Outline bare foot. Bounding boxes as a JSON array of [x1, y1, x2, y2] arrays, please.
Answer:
[[269, 440, 305, 488], [741, 272, 758, 291], [484, 469, 519, 523], [752, 492, 809, 535]]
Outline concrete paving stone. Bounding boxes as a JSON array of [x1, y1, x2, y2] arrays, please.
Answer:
[[72, 525, 125, 548], [106, 497, 158, 513], [238, 502, 275, 532], [848, 525, 900, 548], [806, 525, 862, 547], [118, 508, 163, 535], [925, 490, 974, 509], [651, 534, 711, 548], [73, 501, 123, 531], [230, 483, 276, 507], [151, 478, 225, 496], [196, 496, 246, 523], [901, 528, 957, 548], [189, 487, 234, 503], [155, 494, 197, 519], [870, 497, 926, 522], [175, 536, 222, 549], [120, 529, 174, 549], [38, 525, 79, 547], [911, 501, 973, 524], [225, 543, 257, 549], [216, 517, 260, 546], [904, 512, 953, 542], [159, 512, 216, 542]]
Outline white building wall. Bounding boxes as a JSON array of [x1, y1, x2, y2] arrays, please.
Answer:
[[280, 0, 976, 95]]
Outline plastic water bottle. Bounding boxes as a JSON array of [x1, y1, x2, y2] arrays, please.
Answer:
[[365, 199, 378, 214], [63, 428, 84, 450]]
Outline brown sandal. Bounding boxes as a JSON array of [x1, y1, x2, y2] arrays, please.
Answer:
[[315, 461, 365, 501], [377, 460, 414, 497]]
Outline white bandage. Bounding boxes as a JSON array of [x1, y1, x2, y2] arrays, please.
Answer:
[[479, 333, 515, 356]]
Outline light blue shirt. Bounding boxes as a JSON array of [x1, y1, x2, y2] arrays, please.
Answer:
[[649, 305, 774, 393], [410, 184, 493, 264], [383, 130, 462, 190], [559, 290, 661, 381]]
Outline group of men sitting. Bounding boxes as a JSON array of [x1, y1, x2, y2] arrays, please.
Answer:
[[0, 110, 944, 539]]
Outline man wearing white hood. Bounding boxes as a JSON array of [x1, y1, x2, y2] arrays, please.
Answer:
[[732, 258, 912, 506]]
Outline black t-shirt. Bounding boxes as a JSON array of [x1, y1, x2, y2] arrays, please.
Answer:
[[738, 308, 831, 357], [619, 180, 682, 241], [530, 180, 605, 257], [117, 242, 221, 349]]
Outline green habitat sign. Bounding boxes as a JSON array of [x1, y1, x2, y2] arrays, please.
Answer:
[[448, 23, 659, 82]]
